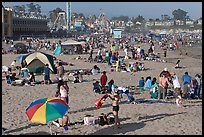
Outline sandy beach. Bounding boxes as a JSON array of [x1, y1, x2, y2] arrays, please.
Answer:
[[2, 42, 202, 135]]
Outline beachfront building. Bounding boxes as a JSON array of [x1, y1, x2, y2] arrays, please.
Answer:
[[196, 18, 202, 25], [126, 21, 134, 27], [2, 6, 49, 40], [175, 20, 185, 25], [2, 6, 13, 39], [145, 21, 155, 27], [154, 20, 174, 26], [185, 19, 194, 25], [13, 16, 49, 40]]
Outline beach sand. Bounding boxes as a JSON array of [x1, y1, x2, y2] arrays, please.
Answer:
[[2, 43, 202, 135]]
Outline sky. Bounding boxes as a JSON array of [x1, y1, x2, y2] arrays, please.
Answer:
[[2, 2, 202, 20]]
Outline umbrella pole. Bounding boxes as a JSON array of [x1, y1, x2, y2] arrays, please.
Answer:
[[48, 122, 52, 135]]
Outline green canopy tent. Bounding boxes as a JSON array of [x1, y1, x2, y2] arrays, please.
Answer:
[[21, 52, 57, 74]]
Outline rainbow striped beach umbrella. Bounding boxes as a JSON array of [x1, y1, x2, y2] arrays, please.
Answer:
[[25, 98, 69, 124]]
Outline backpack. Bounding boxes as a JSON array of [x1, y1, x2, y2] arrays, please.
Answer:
[[99, 114, 108, 126]]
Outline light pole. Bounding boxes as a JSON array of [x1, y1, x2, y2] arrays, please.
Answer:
[[66, 2, 71, 34]]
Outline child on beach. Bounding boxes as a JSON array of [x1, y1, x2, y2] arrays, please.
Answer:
[[138, 77, 145, 87], [108, 89, 121, 129], [43, 64, 51, 84]]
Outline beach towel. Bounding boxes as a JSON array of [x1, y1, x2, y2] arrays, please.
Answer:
[[95, 94, 109, 109]]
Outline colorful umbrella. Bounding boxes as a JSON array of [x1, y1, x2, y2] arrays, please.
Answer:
[[25, 98, 69, 124]]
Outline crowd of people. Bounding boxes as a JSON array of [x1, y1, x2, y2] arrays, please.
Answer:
[[2, 30, 202, 133]]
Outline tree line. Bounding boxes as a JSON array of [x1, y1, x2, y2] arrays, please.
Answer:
[[12, 3, 201, 23]]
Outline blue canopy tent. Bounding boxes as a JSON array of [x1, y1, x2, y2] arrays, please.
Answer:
[[15, 55, 25, 62]]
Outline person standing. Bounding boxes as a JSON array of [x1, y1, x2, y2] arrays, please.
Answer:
[[194, 74, 201, 99], [100, 71, 108, 89], [57, 62, 64, 79], [108, 50, 112, 65], [158, 73, 171, 99], [171, 72, 182, 99], [88, 48, 93, 62], [108, 90, 121, 129], [181, 72, 192, 99], [163, 45, 167, 57], [43, 64, 51, 84], [124, 46, 128, 59]]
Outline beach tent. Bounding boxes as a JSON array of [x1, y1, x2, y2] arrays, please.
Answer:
[[21, 52, 57, 73], [60, 39, 85, 55], [53, 46, 61, 55], [53, 39, 85, 55]]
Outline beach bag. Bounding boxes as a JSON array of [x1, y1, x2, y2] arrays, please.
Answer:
[[127, 94, 135, 103], [99, 114, 108, 126], [84, 115, 96, 125]]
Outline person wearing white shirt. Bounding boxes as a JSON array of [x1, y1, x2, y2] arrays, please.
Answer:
[[171, 72, 181, 98]]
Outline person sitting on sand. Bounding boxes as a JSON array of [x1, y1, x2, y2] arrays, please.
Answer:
[[175, 60, 182, 69], [108, 89, 121, 129], [10, 60, 16, 71], [150, 77, 158, 99], [93, 81, 102, 94], [107, 79, 115, 93], [91, 65, 100, 75], [144, 76, 152, 90], [72, 71, 82, 83], [138, 77, 145, 87], [24, 72, 35, 85]]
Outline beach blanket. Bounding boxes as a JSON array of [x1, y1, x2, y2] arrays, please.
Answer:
[[117, 86, 134, 102]]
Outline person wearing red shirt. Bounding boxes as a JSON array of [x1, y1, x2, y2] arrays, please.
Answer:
[[100, 71, 108, 88]]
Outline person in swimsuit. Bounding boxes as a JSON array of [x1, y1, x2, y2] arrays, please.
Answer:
[[54, 80, 70, 130], [108, 89, 121, 129], [57, 80, 69, 104]]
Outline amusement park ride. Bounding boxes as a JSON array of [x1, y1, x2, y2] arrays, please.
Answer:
[[50, 2, 109, 33], [50, 2, 71, 33]]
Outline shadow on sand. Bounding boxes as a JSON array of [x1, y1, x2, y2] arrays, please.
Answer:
[[90, 112, 187, 135], [4, 123, 45, 134], [19, 131, 50, 135], [68, 100, 128, 114]]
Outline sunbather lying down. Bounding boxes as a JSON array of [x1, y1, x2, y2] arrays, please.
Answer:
[[52, 115, 70, 131]]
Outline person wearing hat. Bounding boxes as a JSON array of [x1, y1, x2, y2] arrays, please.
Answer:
[[158, 73, 171, 100], [171, 72, 182, 99], [159, 68, 170, 77]]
